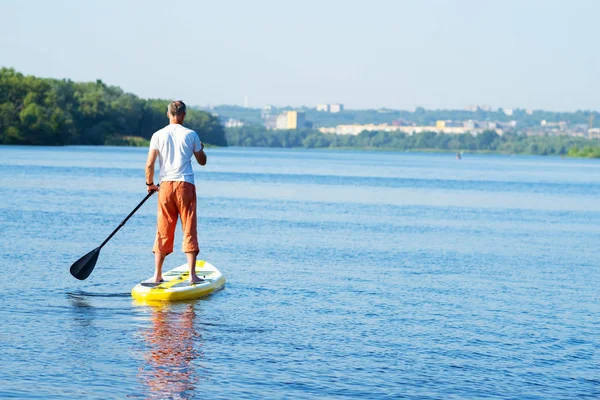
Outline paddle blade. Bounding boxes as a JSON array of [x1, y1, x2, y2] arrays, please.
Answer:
[[70, 247, 100, 280]]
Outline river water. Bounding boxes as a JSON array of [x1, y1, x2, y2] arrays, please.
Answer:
[[0, 146, 598, 399]]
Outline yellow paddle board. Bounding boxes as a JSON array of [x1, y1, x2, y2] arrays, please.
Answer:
[[132, 260, 225, 302]]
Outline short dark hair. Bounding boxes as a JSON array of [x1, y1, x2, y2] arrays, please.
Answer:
[[168, 100, 186, 116]]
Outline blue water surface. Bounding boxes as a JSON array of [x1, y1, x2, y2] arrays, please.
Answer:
[[0, 146, 599, 399]]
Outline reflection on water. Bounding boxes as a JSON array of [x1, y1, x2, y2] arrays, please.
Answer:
[[138, 302, 205, 400], [67, 293, 94, 309], [67, 293, 97, 335]]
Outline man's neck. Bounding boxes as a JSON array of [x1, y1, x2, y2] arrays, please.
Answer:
[[169, 116, 185, 125]]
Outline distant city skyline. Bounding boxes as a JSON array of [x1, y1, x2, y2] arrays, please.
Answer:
[[2, 0, 599, 112]]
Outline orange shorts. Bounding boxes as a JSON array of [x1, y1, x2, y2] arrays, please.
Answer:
[[153, 181, 199, 255]]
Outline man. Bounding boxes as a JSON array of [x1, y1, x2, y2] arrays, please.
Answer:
[[145, 100, 207, 283]]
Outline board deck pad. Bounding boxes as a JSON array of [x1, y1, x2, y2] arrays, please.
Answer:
[[140, 279, 208, 289], [132, 260, 225, 302], [139, 282, 164, 288]]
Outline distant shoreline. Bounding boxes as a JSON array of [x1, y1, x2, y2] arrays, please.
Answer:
[[3, 142, 598, 159]]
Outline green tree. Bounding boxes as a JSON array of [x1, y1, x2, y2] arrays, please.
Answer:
[[477, 130, 500, 150], [0, 68, 226, 146]]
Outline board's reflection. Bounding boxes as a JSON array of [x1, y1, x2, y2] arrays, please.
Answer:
[[138, 302, 205, 399]]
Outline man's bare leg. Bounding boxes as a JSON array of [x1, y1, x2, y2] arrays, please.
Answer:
[[186, 251, 201, 283], [153, 252, 166, 282]]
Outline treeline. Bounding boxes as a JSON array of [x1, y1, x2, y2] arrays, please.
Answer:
[[567, 146, 600, 158], [0, 68, 226, 146], [226, 124, 600, 156], [213, 104, 600, 130]]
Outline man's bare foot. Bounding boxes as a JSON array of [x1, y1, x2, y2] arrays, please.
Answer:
[[189, 275, 202, 284], [151, 277, 164, 283]]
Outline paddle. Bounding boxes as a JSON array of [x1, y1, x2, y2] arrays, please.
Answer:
[[70, 189, 158, 280]]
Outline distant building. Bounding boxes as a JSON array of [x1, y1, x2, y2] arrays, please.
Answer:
[[261, 105, 273, 119], [541, 120, 567, 129], [319, 127, 336, 134], [503, 108, 513, 116], [224, 119, 244, 128], [263, 114, 277, 129], [287, 111, 305, 129], [494, 121, 517, 132], [315, 103, 344, 113], [436, 120, 463, 129], [329, 103, 344, 113], [589, 128, 600, 139], [275, 113, 288, 130], [274, 111, 307, 130], [463, 120, 475, 130], [465, 105, 493, 112]]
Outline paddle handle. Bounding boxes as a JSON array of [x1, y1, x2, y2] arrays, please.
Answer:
[[98, 189, 157, 250]]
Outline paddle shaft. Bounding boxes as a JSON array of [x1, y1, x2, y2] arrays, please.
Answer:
[[98, 189, 157, 250]]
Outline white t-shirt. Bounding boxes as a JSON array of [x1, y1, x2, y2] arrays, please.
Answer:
[[149, 124, 202, 184]]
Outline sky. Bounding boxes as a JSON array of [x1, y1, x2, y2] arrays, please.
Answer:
[[1, 0, 599, 111]]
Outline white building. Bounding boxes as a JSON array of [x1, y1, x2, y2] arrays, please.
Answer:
[[263, 115, 277, 129], [329, 103, 344, 113], [224, 119, 245, 128], [318, 127, 336, 134], [275, 114, 288, 130], [463, 120, 475, 130], [316, 103, 344, 113], [589, 128, 600, 139]]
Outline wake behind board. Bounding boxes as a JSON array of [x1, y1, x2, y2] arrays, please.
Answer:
[[132, 260, 225, 302]]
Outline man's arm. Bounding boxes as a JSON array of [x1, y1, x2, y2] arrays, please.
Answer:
[[145, 149, 159, 193], [194, 142, 207, 166]]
